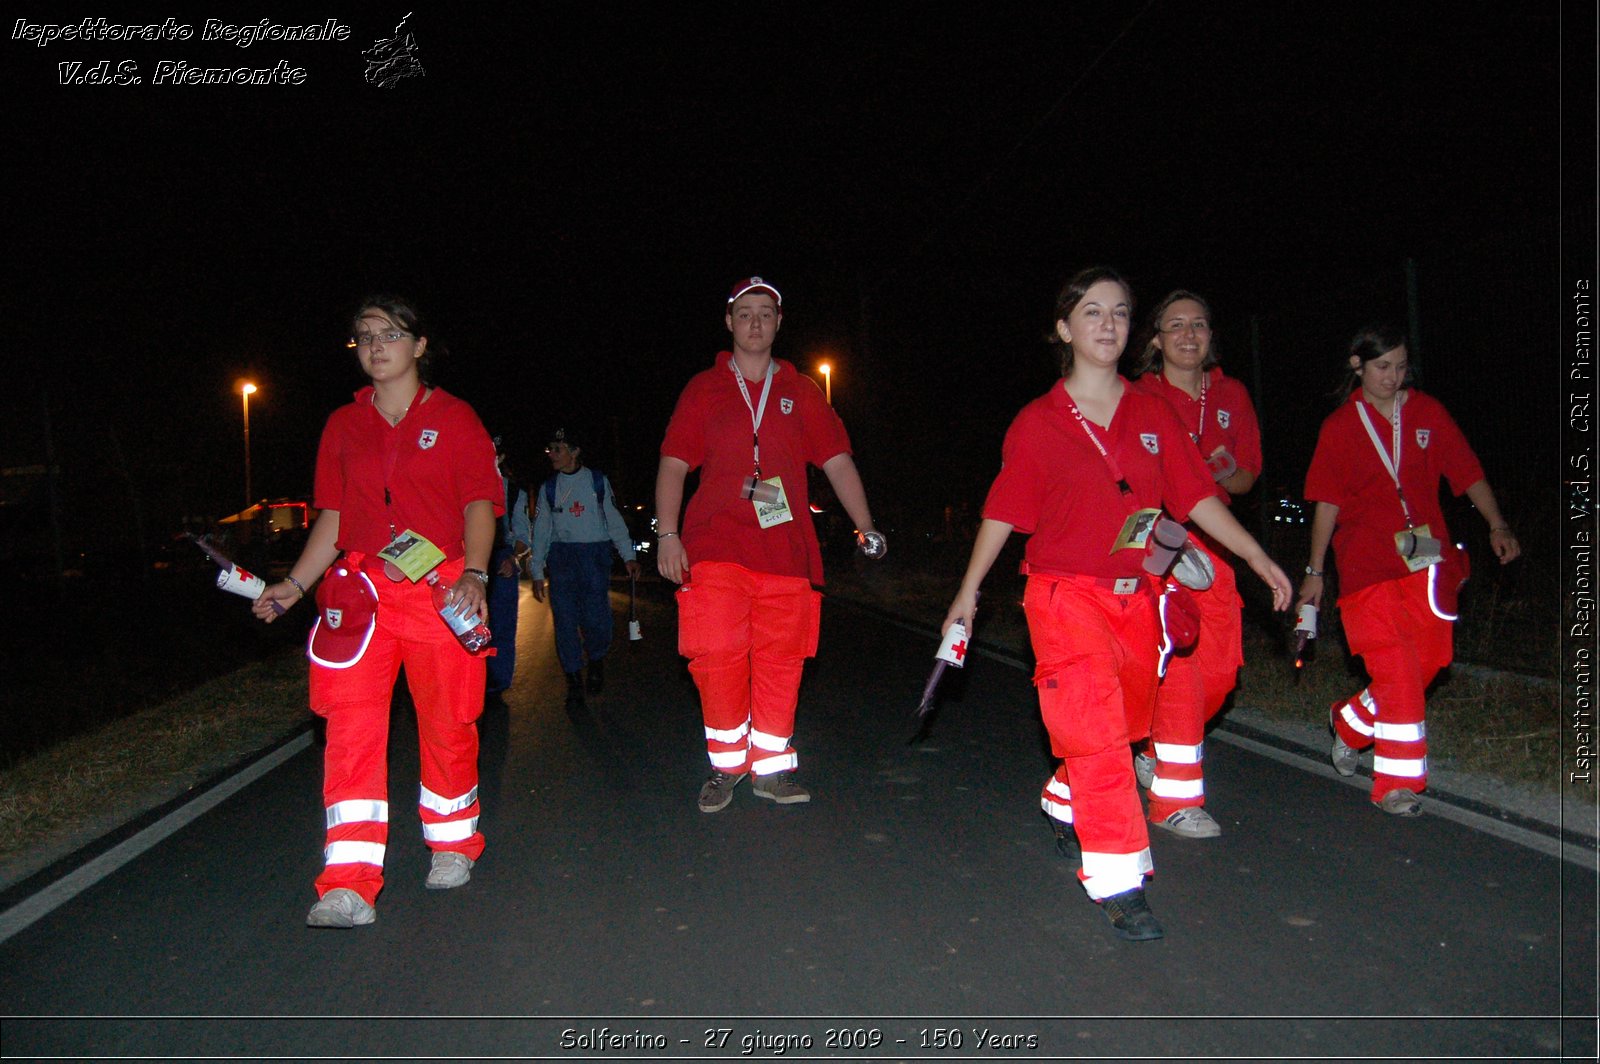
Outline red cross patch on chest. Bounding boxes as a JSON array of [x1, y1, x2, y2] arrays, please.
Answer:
[[569, 501, 585, 517]]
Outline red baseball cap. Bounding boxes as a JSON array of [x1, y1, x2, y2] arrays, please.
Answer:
[[726, 276, 783, 308], [307, 566, 378, 669]]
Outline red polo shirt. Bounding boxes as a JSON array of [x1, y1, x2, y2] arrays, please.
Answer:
[[662, 353, 851, 585], [314, 386, 504, 558], [1132, 367, 1262, 504], [1303, 388, 1484, 597], [983, 379, 1216, 579]]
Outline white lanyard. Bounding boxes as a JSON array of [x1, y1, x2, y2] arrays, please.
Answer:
[[1354, 394, 1414, 527], [731, 358, 776, 476]]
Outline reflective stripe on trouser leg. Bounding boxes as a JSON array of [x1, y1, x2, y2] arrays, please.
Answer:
[[679, 563, 755, 773], [311, 601, 404, 905], [1339, 571, 1451, 800], [399, 569, 487, 861], [1024, 576, 1157, 900], [748, 571, 819, 776], [1331, 686, 1378, 749], [1040, 770, 1074, 824], [1147, 554, 1239, 820], [1147, 740, 1205, 819], [749, 728, 798, 777], [1147, 653, 1208, 824]]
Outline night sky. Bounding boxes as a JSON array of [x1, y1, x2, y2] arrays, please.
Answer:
[[2, 3, 1584, 560]]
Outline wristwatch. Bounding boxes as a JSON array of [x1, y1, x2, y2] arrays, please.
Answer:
[[1304, 565, 1324, 577], [464, 568, 490, 585]]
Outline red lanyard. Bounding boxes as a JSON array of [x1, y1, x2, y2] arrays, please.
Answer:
[[374, 387, 429, 539], [1063, 388, 1134, 500]]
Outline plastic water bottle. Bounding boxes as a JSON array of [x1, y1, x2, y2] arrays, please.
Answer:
[[428, 571, 491, 652]]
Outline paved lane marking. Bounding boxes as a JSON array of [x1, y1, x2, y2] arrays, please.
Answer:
[[0, 733, 313, 946]]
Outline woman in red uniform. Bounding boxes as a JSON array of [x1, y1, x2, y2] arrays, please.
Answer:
[[1128, 291, 1262, 838], [1296, 325, 1519, 815], [254, 296, 503, 928], [942, 268, 1292, 941]]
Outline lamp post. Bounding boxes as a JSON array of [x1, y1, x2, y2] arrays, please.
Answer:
[[240, 381, 257, 508], [818, 362, 832, 405]]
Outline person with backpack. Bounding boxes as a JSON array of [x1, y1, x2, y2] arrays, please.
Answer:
[[528, 427, 640, 701]]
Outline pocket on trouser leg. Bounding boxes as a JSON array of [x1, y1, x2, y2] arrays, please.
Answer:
[[677, 585, 710, 659], [799, 590, 822, 658]]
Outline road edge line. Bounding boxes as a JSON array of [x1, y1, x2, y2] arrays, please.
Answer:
[[0, 732, 312, 946]]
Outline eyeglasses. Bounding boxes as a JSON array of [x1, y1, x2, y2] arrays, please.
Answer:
[[347, 329, 413, 348], [1159, 319, 1211, 335], [545, 443, 572, 454]]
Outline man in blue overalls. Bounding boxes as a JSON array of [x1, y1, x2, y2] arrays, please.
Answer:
[[529, 428, 641, 701]]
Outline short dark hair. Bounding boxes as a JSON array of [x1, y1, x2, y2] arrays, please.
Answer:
[[1050, 266, 1133, 377], [351, 295, 439, 385], [1132, 289, 1219, 378]]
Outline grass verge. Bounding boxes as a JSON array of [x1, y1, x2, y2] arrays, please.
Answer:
[[0, 650, 310, 875]]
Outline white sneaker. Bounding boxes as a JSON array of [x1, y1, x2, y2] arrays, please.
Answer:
[[1331, 734, 1360, 777], [1156, 807, 1222, 838], [306, 888, 375, 928], [426, 851, 474, 889], [1134, 752, 1156, 790]]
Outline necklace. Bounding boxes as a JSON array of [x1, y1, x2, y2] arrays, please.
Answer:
[[372, 390, 417, 426]]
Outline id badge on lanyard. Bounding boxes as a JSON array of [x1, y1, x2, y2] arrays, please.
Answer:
[[1113, 508, 1162, 552], [732, 360, 794, 528], [378, 529, 447, 582]]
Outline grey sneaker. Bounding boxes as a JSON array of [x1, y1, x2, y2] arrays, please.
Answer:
[[750, 770, 811, 804], [1156, 806, 1222, 838], [697, 771, 746, 813], [1331, 734, 1360, 777], [1375, 789, 1422, 816], [306, 888, 375, 928], [426, 851, 474, 889], [1134, 752, 1156, 790]]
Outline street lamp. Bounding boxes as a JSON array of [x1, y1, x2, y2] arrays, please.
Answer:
[[818, 362, 832, 405], [240, 381, 257, 508]]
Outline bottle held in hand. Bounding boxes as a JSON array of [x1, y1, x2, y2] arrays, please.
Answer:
[[188, 533, 283, 615], [1293, 603, 1318, 668], [427, 571, 491, 652]]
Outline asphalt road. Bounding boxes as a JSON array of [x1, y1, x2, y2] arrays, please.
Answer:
[[2, 585, 1594, 1061]]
